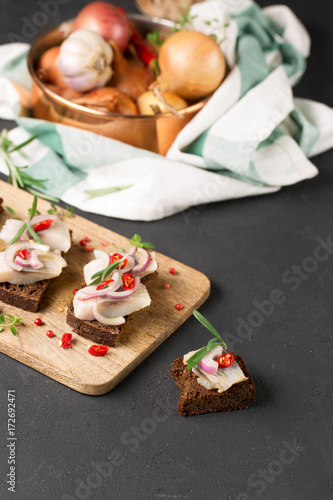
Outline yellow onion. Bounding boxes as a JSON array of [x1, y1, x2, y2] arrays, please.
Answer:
[[154, 30, 226, 100], [137, 90, 187, 115]]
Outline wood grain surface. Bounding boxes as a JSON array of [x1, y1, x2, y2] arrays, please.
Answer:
[[0, 181, 210, 395]]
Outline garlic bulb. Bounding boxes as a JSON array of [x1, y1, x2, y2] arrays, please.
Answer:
[[57, 29, 113, 92]]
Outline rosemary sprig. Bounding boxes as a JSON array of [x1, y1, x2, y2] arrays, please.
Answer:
[[47, 203, 75, 219], [8, 195, 43, 245], [186, 311, 228, 371], [84, 185, 133, 199], [89, 258, 126, 286], [0, 314, 23, 336], [0, 129, 59, 202], [126, 233, 154, 250]]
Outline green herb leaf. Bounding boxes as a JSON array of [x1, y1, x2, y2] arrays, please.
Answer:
[[5, 206, 15, 215], [118, 265, 123, 287], [192, 310, 227, 348], [10, 325, 17, 336], [185, 311, 228, 370], [26, 223, 43, 244], [84, 185, 133, 199], [9, 222, 27, 245], [127, 233, 154, 250], [29, 195, 38, 220], [0, 326, 3, 333], [47, 203, 75, 218], [146, 29, 164, 46], [8, 134, 38, 153], [186, 346, 209, 371], [0, 314, 5, 323]]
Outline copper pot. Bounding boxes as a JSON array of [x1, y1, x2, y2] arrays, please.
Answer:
[[27, 14, 206, 156]]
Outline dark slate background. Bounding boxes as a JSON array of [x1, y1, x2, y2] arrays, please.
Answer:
[[0, 1, 332, 499]]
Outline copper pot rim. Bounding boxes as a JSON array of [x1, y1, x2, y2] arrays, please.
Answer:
[[27, 14, 209, 121]]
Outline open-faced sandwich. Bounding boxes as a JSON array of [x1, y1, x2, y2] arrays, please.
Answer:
[[171, 311, 255, 416], [0, 197, 71, 312], [67, 244, 158, 347]]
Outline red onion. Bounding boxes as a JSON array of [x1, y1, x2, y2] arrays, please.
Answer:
[[73, 2, 131, 52], [4, 242, 50, 271], [77, 281, 120, 301], [107, 276, 140, 299], [199, 346, 223, 375], [132, 248, 151, 275]]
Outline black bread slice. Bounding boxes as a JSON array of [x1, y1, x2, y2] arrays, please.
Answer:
[[170, 355, 255, 416], [0, 280, 49, 313]]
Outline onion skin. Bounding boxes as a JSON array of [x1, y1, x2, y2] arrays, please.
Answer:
[[137, 91, 187, 115], [37, 46, 67, 87], [157, 30, 226, 100], [73, 87, 138, 115], [109, 40, 155, 101], [74, 2, 131, 52]]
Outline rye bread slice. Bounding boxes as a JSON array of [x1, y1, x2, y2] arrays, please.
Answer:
[[0, 280, 49, 313], [67, 271, 158, 347], [170, 355, 255, 416]]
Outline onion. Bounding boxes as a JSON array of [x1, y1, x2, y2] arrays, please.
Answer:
[[4, 242, 50, 272], [37, 47, 67, 87], [77, 281, 120, 301], [14, 255, 31, 268], [132, 248, 151, 274], [107, 276, 140, 299], [137, 90, 187, 115], [108, 41, 155, 101], [92, 302, 126, 326], [73, 2, 131, 52], [199, 346, 223, 375], [151, 30, 226, 102]]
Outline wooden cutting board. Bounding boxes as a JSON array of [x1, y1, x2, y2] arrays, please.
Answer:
[[0, 181, 210, 395]]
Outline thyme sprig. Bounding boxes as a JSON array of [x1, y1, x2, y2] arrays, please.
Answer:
[[0, 314, 23, 336], [8, 195, 43, 245], [47, 203, 75, 219], [172, 5, 197, 32], [186, 311, 228, 371], [0, 129, 58, 202], [126, 233, 154, 250]]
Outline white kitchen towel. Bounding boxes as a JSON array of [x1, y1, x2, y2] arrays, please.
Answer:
[[0, 0, 332, 220]]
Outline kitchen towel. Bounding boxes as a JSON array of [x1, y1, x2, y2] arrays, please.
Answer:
[[0, 0, 332, 221]]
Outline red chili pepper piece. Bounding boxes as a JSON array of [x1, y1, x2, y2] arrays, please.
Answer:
[[175, 303, 184, 310], [72, 289, 79, 295], [79, 239, 87, 246], [83, 236, 90, 242], [34, 318, 42, 326], [122, 273, 135, 290], [59, 333, 72, 349], [96, 279, 114, 291], [85, 244, 94, 252], [88, 345, 109, 357], [169, 267, 176, 274], [17, 248, 29, 259], [217, 352, 235, 369], [110, 253, 127, 268], [118, 6, 157, 68], [46, 330, 54, 338], [164, 283, 170, 289], [101, 241, 108, 247], [33, 219, 54, 232]]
